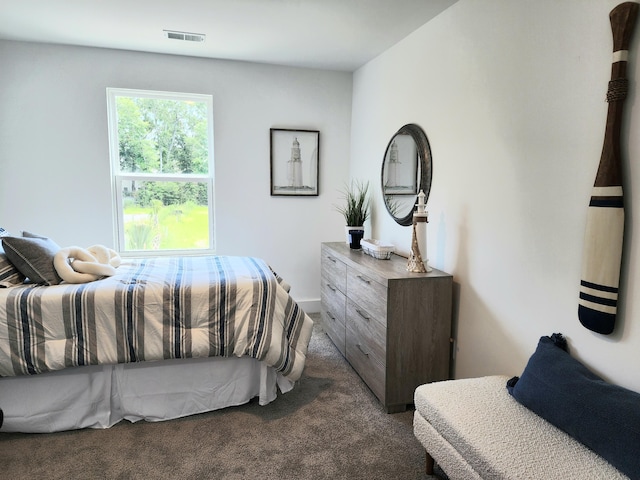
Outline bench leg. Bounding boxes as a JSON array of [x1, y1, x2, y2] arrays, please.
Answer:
[[425, 450, 434, 475]]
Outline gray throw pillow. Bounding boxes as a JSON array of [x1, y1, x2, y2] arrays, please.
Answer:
[[0, 252, 25, 287], [0, 228, 26, 287], [22, 231, 48, 239], [1, 235, 63, 285]]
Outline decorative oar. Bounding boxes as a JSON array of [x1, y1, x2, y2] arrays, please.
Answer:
[[579, 2, 639, 334]]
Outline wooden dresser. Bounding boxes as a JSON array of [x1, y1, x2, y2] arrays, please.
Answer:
[[320, 242, 452, 413]]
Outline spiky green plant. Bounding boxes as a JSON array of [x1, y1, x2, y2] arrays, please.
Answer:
[[335, 180, 370, 226]]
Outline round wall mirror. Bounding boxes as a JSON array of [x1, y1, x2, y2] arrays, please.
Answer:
[[381, 123, 433, 226]]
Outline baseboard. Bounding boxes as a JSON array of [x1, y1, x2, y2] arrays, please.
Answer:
[[297, 299, 320, 314]]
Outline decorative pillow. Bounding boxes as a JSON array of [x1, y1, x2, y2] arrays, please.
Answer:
[[507, 334, 640, 478], [1, 234, 63, 285], [22, 230, 48, 239], [0, 252, 25, 287], [0, 228, 26, 287]]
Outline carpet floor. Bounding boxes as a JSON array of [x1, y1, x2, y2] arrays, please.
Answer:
[[0, 313, 445, 480]]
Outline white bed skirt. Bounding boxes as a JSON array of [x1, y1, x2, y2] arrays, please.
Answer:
[[0, 356, 294, 433]]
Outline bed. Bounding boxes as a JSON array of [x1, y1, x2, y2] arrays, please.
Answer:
[[0, 252, 313, 433]]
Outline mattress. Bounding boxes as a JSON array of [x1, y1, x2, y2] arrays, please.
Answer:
[[0, 255, 313, 381]]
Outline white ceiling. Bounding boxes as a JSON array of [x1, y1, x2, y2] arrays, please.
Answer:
[[0, 0, 457, 71]]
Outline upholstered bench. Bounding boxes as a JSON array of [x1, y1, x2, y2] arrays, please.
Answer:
[[413, 375, 629, 479], [413, 333, 640, 480]]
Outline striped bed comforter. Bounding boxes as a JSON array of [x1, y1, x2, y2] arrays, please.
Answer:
[[0, 256, 313, 381]]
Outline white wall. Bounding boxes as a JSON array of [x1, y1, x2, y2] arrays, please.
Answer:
[[0, 41, 353, 309], [351, 0, 640, 392]]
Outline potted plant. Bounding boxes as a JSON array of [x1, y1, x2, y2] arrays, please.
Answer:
[[335, 180, 371, 244]]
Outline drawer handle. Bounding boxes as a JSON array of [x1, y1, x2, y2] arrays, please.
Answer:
[[326, 283, 336, 292], [356, 343, 370, 357], [355, 308, 370, 321], [326, 255, 337, 263], [356, 275, 370, 284], [325, 310, 336, 321]]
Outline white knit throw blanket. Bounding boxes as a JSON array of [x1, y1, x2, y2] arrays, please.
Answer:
[[53, 245, 122, 284]]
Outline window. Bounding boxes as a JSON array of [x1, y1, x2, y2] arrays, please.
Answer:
[[107, 88, 215, 255]]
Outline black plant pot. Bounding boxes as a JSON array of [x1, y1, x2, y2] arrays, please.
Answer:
[[348, 229, 364, 249]]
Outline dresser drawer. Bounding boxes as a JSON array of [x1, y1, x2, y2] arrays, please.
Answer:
[[320, 242, 453, 412], [346, 267, 387, 324], [320, 280, 346, 356], [321, 245, 347, 294], [346, 298, 386, 402]]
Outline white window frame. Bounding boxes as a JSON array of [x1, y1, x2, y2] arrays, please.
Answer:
[[106, 88, 215, 256]]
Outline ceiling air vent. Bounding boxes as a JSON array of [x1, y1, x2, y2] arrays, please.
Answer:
[[164, 30, 205, 42]]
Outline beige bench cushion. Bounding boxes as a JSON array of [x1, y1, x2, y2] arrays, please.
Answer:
[[413, 375, 628, 480]]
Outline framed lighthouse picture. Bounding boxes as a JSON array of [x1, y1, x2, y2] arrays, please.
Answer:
[[270, 128, 319, 196]]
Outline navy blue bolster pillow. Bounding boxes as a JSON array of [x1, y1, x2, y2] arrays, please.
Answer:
[[507, 334, 640, 479]]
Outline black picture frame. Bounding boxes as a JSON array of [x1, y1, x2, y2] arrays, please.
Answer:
[[270, 128, 319, 196]]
